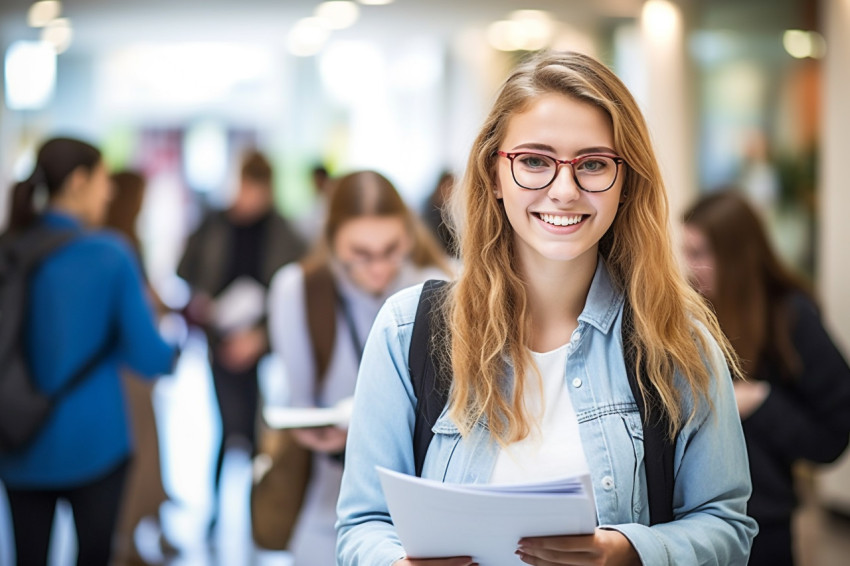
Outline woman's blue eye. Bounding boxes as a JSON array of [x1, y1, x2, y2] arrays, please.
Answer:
[[577, 158, 609, 174], [517, 155, 551, 169]]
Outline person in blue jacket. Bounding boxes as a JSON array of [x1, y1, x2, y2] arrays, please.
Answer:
[[336, 51, 757, 565], [0, 137, 176, 566]]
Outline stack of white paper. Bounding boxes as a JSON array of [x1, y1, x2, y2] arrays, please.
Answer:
[[377, 466, 597, 565], [211, 276, 267, 334], [262, 397, 354, 429]]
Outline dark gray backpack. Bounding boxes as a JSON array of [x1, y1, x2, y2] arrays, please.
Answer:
[[0, 226, 111, 454]]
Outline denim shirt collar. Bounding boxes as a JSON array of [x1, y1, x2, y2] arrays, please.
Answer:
[[577, 257, 624, 336]]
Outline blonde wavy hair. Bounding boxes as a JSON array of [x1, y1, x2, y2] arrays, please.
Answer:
[[441, 51, 739, 443]]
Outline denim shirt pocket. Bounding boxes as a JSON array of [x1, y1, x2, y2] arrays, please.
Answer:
[[423, 410, 496, 484], [618, 409, 648, 523]]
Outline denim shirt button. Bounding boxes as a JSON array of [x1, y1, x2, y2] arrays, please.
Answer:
[[572, 377, 582, 388], [601, 476, 615, 490]]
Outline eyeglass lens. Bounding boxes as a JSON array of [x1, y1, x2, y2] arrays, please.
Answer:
[[511, 153, 619, 192]]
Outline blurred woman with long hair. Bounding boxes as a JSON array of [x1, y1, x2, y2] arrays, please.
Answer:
[[267, 170, 451, 565], [683, 190, 850, 566], [104, 170, 177, 564], [0, 138, 174, 566]]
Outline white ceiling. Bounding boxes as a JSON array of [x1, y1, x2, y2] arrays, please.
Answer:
[[0, 0, 645, 53]]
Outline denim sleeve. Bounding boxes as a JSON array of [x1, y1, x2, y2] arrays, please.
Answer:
[[610, 334, 758, 565], [115, 243, 175, 377], [337, 286, 423, 566]]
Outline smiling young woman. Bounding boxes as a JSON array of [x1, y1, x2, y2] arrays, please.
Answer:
[[336, 51, 757, 566]]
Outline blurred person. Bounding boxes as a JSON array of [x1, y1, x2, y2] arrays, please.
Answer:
[[738, 130, 781, 214], [176, 150, 306, 539], [337, 51, 756, 565], [421, 170, 458, 257], [266, 170, 451, 565], [105, 170, 177, 564], [0, 137, 176, 566], [293, 163, 332, 245], [682, 190, 850, 566]]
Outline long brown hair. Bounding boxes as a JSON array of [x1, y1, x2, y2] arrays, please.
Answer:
[[105, 170, 146, 252], [6, 137, 101, 233], [305, 170, 450, 274], [683, 190, 812, 380], [443, 50, 738, 443]]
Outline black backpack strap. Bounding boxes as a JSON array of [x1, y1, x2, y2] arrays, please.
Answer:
[[52, 329, 119, 400], [409, 279, 449, 477], [9, 225, 113, 401], [622, 297, 675, 525]]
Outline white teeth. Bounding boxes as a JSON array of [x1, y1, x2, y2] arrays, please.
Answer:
[[539, 213, 583, 227]]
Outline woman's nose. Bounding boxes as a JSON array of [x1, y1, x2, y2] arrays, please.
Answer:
[[546, 164, 582, 203]]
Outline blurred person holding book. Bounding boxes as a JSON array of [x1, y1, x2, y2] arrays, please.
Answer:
[[176, 150, 306, 539], [264, 170, 451, 565]]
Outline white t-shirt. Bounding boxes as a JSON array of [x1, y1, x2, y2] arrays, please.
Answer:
[[489, 342, 589, 484]]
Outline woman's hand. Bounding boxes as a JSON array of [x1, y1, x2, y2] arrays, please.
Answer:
[[292, 426, 348, 454], [393, 557, 477, 566], [516, 528, 640, 566], [733, 380, 770, 420], [217, 327, 268, 372]]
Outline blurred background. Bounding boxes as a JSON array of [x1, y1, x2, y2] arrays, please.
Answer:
[[1, 0, 849, 565]]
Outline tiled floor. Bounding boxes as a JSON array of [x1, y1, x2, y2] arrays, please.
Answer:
[[1, 334, 850, 565]]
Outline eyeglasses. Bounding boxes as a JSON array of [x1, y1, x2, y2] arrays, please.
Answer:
[[497, 151, 626, 193], [336, 247, 410, 274]]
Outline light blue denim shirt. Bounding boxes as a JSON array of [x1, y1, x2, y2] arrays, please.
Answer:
[[337, 259, 756, 565]]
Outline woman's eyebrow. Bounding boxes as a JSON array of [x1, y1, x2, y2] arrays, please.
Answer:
[[512, 142, 556, 152], [511, 143, 617, 155]]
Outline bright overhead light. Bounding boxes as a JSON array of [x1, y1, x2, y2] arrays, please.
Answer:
[[642, 0, 680, 39], [783, 29, 826, 59], [27, 1, 61, 28], [41, 18, 73, 54], [357, 0, 394, 5], [487, 20, 525, 52], [5, 41, 57, 110], [509, 10, 554, 50], [315, 1, 360, 30], [288, 17, 331, 57], [487, 12, 555, 52]]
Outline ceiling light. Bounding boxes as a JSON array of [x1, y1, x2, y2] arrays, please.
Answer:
[[315, 1, 360, 30], [5, 41, 56, 110], [487, 20, 525, 52], [783, 29, 826, 59], [509, 10, 554, 51], [641, 0, 679, 39], [357, 0, 394, 5], [288, 17, 330, 57], [41, 18, 73, 54], [27, 1, 61, 28]]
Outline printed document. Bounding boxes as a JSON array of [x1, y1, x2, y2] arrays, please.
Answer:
[[377, 466, 597, 565], [263, 397, 354, 429], [210, 276, 266, 334]]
